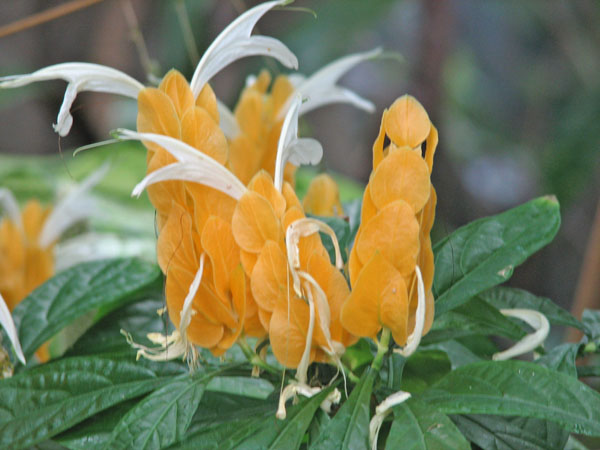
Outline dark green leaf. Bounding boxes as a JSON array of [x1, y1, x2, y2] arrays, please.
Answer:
[[386, 399, 469, 449], [237, 386, 335, 449], [578, 365, 600, 378], [342, 338, 374, 371], [451, 414, 570, 450], [104, 372, 212, 450], [536, 343, 581, 378], [419, 360, 600, 435], [582, 309, 600, 339], [309, 214, 351, 264], [433, 196, 560, 315], [423, 341, 482, 369], [423, 296, 525, 344], [480, 287, 583, 331], [380, 353, 406, 391], [308, 409, 332, 447], [206, 376, 274, 399], [0, 356, 170, 448], [11, 258, 161, 362], [310, 368, 376, 449], [400, 350, 451, 393]]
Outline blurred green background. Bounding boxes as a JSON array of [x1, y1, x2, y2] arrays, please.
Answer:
[[0, 0, 598, 320]]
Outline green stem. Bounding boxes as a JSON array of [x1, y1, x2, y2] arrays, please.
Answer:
[[339, 360, 361, 384], [238, 338, 281, 375], [371, 328, 391, 372]]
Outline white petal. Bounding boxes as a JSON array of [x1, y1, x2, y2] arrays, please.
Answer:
[[190, 0, 298, 97], [493, 309, 550, 361], [116, 129, 247, 199], [0, 188, 23, 230], [0, 293, 25, 365], [274, 94, 323, 191], [278, 48, 381, 120], [395, 266, 426, 358], [39, 163, 110, 248], [296, 283, 316, 386], [217, 99, 241, 139], [0, 63, 143, 137], [179, 254, 206, 343], [369, 390, 411, 450]]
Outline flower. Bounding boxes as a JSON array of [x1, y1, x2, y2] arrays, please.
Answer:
[[302, 173, 345, 217], [341, 95, 437, 353]]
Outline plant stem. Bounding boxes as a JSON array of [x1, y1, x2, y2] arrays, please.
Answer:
[[371, 328, 391, 372], [238, 338, 281, 375]]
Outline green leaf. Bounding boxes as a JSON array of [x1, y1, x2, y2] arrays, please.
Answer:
[[237, 386, 335, 449], [0, 356, 170, 448], [11, 258, 161, 362], [433, 196, 561, 315], [309, 214, 351, 264], [536, 343, 581, 378], [104, 372, 215, 450], [423, 296, 525, 344], [310, 368, 376, 449], [451, 414, 570, 450], [400, 350, 451, 393], [423, 341, 482, 369], [385, 399, 470, 449], [308, 409, 332, 447], [480, 287, 583, 331], [419, 360, 600, 435], [582, 309, 600, 339], [206, 376, 274, 399], [342, 338, 374, 371]]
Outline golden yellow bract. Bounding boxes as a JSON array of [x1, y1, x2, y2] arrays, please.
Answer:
[[342, 95, 437, 347], [302, 173, 345, 217]]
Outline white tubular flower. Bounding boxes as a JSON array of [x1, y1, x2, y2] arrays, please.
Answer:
[[190, 0, 298, 98], [369, 391, 411, 450], [394, 266, 426, 358], [179, 254, 206, 349], [493, 309, 550, 361], [115, 129, 247, 200], [0, 188, 23, 230], [295, 282, 316, 386], [274, 94, 323, 191], [0, 63, 144, 137], [38, 163, 110, 248], [0, 293, 25, 365], [278, 48, 382, 120]]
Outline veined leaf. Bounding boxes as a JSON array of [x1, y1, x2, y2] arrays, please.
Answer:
[[10, 258, 161, 363], [0, 356, 170, 448], [419, 360, 600, 435], [536, 343, 581, 378], [310, 368, 376, 449], [433, 196, 560, 315], [480, 287, 583, 331], [386, 399, 469, 449], [206, 376, 274, 399], [423, 340, 482, 369], [582, 309, 600, 339]]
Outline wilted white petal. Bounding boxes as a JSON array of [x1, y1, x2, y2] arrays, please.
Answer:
[[278, 48, 381, 120], [180, 254, 206, 342], [369, 390, 411, 450], [116, 129, 247, 200], [286, 218, 343, 270], [394, 266, 426, 358], [274, 94, 323, 191], [0, 293, 25, 365], [493, 309, 550, 361], [296, 284, 316, 386], [0, 188, 22, 230], [0, 63, 143, 136], [39, 163, 110, 248], [190, 0, 298, 97], [217, 99, 241, 139]]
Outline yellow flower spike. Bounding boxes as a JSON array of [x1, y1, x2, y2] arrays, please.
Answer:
[[137, 88, 181, 146], [302, 173, 345, 217], [369, 147, 431, 213], [383, 95, 431, 149], [341, 252, 409, 343], [247, 171, 287, 219], [213, 264, 247, 354], [355, 200, 420, 276]]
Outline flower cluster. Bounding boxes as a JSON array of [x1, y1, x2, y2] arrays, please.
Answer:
[[0, 1, 437, 386]]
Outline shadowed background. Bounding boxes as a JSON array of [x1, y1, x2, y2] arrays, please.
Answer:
[[0, 0, 598, 332]]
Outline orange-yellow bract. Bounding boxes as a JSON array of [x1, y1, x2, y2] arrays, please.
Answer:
[[342, 95, 437, 347], [0, 200, 54, 311], [302, 173, 345, 217]]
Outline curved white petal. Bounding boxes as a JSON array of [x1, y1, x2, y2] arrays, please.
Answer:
[[217, 99, 241, 139], [274, 94, 323, 191], [180, 254, 206, 341], [0, 63, 143, 136], [369, 390, 411, 450], [190, 0, 298, 98], [493, 309, 550, 361], [0, 188, 23, 230], [395, 266, 426, 358], [39, 163, 110, 248], [278, 48, 381, 120], [0, 293, 25, 365]]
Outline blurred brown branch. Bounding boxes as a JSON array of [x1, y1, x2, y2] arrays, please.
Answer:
[[0, 0, 106, 39]]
